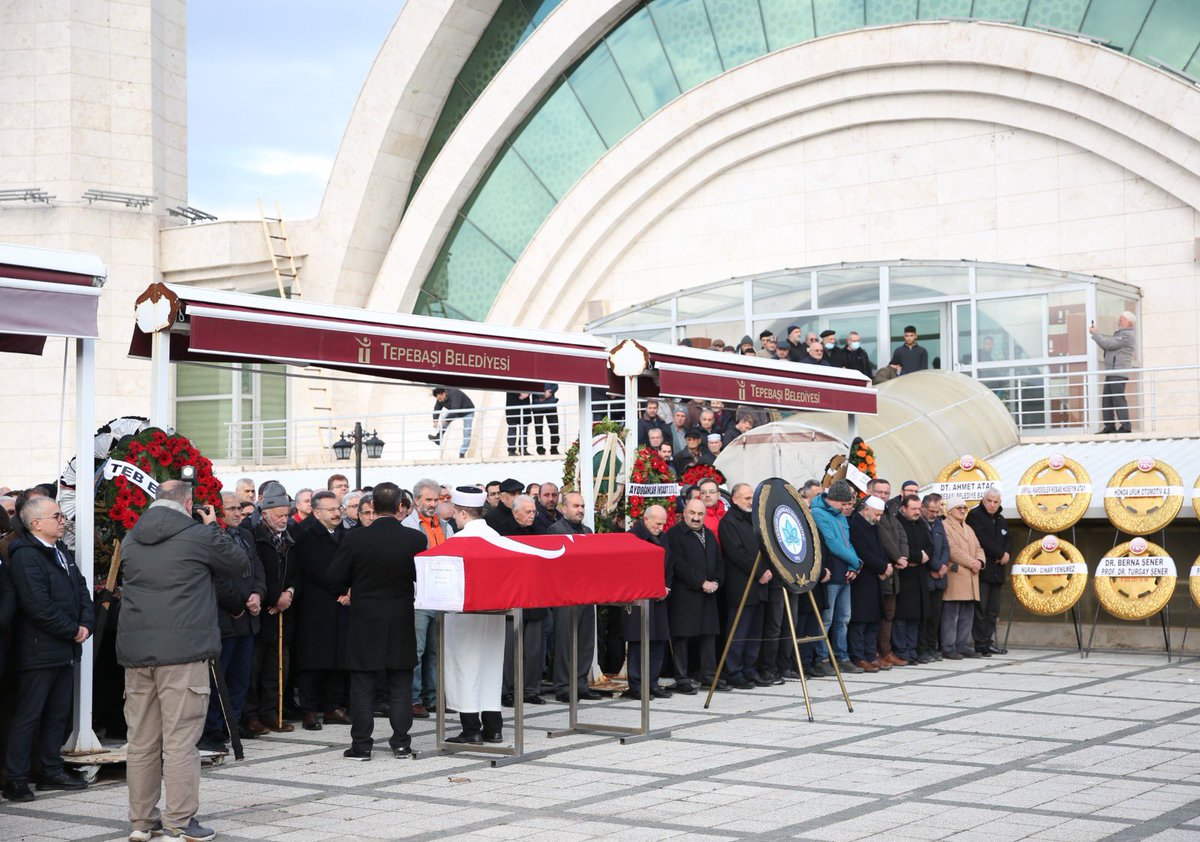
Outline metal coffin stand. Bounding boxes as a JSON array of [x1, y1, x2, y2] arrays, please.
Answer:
[[546, 600, 671, 745]]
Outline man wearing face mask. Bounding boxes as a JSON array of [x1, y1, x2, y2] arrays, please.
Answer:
[[843, 331, 874, 378], [820, 330, 847, 368]]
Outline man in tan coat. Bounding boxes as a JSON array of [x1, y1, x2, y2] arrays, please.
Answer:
[[941, 497, 984, 660]]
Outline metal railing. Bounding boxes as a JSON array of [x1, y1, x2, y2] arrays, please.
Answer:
[[975, 364, 1200, 435]]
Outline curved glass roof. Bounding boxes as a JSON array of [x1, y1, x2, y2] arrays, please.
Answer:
[[412, 0, 1200, 321]]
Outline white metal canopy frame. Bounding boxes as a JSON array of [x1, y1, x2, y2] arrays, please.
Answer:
[[0, 242, 107, 755]]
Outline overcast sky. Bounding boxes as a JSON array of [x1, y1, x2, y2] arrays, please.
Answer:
[[187, 2, 402, 221]]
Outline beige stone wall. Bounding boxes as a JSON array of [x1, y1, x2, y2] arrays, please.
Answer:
[[0, 0, 187, 486]]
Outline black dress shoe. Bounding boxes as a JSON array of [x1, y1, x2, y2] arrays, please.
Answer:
[[650, 686, 673, 698], [36, 771, 87, 791], [672, 683, 697, 695], [238, 726, 260, 740], [523, 694, 546, 705], [988, 644, 1008, 655], [579, 689, 603, 700], [342, 747, 372, 761], [976, 648, 992, 658], [620, 688, 640, 699], [554, 692, 571, 703], [780, 669, 802, 680], [482, 732, 504, 744], [1098, 426, 1117, 434], [3, 781, 34, 802], [501, 694, 515, 708], [728, 677, 755, 690], [392, 746, 412, 759], [445, 732, 483, 745]]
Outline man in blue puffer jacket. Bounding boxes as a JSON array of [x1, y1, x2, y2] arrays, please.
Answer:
[[809, 480, 863, 672]]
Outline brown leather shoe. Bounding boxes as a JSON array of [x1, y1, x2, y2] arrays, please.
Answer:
[[243, 718, 271, 736], [884, 653, 909, 666], [302, 712, 322, 731], [268, 722, 295, 733], [855, 659, 880, 673], [870, 659, 892, 671], [323, 708, 351, 725], [412, 703, 430, 719]]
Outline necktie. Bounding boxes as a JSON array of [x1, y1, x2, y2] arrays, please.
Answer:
[[54, 547, 69, 572]]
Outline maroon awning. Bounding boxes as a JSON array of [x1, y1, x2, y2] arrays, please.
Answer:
[[0, 244, 106, 353]]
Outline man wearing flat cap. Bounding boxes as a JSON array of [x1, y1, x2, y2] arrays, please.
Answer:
[[444, 487, 507, 744], [484, 478, 523, 536], [821, 330, 847, 368], [674, 428, 714, 477]]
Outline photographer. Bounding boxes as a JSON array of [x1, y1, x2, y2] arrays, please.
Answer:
[[117, 480, 247, 842]]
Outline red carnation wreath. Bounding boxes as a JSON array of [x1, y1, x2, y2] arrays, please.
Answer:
[[681, 463, 726, 489], [628, 446, 678, 529]]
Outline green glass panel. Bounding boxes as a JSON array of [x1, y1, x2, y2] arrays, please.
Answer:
[[1025, 0, 1088, 30], [1130, 0, 1200, 69], [605, 8, 682, 116], [413, 84, 474, 181], [176, 399, 231, 461], [760, 0, 816, 49], [176, 364, 231, 398], [519, 0, 563, 40], [817, 268, 880, 307], [813, 0, 865, 35], [866, 0, 917, 25], [458, 0, 534, 96], [568, 45, 643, 143], [1080, 0, 1153, 52], [512, 81, 606, 197], [649, 0, 726, 89], [462, 145, 556, 259], [970, 0, 1029, 22], [1188, 49, 1200, 76], [888, 309, 943, 369], [706, 0, 769, 69], [422, 218, 515, 322], [889, 265, 969, 299], [260, 365, 287, 419], [918, 0, 971, 18]]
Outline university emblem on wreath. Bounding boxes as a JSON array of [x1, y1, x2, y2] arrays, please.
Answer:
[[1094, 537, 1176, 621], [1103, 457, 1183, 535], [753, 478, 821, 592], [1016, 454, 1092, 532], [1010, 535, 1088, 616], [929, 454, 1001, 508]]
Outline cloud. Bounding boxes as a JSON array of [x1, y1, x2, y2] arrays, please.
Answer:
[[238, 149, 335, 181]]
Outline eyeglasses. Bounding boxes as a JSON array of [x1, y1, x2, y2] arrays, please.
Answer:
[[36, 512, 65, 522], [315, 506, 343, 514]]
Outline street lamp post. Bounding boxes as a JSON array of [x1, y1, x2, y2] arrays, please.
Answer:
[[332, 421, 385, 488]]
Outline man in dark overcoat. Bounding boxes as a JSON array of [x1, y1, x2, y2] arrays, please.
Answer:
[[718, 483, 772, 689], [292, 490, 351, 731], [666, 499, 722, 695], [968, 488, 1012, 656], [918, 494, 950, 662], [244, 487, 296, 735], [847, 496, 891, 672], [894, 494, 932, 664], [623, 505, 673, 699], [329, 482, 426, 760]]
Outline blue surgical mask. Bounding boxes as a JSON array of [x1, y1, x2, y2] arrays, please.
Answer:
[[824, 342, 834, 351], [849, 340, 861, 351]]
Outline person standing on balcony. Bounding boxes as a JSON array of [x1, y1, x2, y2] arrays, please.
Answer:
[[531, 383, 560, 456], [430, 387, 475, 458], [889, 326, 928, 375], [1090, 311, 1136, 434]]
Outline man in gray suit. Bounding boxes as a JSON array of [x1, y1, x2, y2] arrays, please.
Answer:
[[1089, 311, 1136, 434]]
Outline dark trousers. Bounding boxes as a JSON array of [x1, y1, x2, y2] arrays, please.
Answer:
[[878, 593, 896, 657], [974, 580, 1004, 648], [725, 600, 764, 680], [458, 711, 503, 739], [626, 641, 666, 692], [798, 612, 826, 667], [205, 634, 253, 737], [758, 588, 798, 673], [298, 669, 346, 714], [671, 635, 715, 689], [892, 618, 919, 660], [597, 606, 625, 675], [349, 669, 413, 752], [505, 410, 528, 453], [5, 665, 72, 783], [919, 590, 944, 655], [246, 636, 289, 724], [1102, 375, 1130, 428], [552, 605, 595, 695], [503, 617, 545, 699], [531, 405, 559, 451], [847, 621, 879, 663]]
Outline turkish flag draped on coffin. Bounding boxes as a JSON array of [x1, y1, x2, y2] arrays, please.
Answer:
[[415, 533, 666, 613]]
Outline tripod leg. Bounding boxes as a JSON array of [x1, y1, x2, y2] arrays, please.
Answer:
[[1161, 605, 1172, 663], [706, 556, 757, 709], [210, 658, 243, 760], [1182, 600, 1193, 658], [809, 590, 852, 713], [1002, 592, 1016, 651], [1070, 606, 1083, 657], [1085, 602, 1100, 658], [782, 591, 813, 722]]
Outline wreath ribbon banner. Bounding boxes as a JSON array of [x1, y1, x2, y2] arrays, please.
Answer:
[[102, 459, 160, 497], [928, 480, 1002, 496], [1015, 483, 1092, 495], [1010, 563, 1087, 576], [1104, 486, 1184, 498], [1097, 557, 1175, 577], [1191, 565, 1200, 578], [627, 483, 680, 497]]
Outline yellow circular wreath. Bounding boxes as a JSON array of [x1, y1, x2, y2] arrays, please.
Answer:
[[1189, 554, 1200, 610], [1192, 475, 1200, 520], [1010, 537, 1088, 616], [933, 455, 1001, 509], [1094, 539, 1176, 621], [1015, 456, 1092, 533], [1103, 459, 1183, 536]]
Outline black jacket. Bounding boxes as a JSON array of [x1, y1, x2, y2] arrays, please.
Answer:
[[329, 517, 426, 671], [292, 517, 351, 671], [214, 525, 266, 638], [674, 448, 714, 477], [254, 521, 296, 643], [842, 346, 874, 378], [118, 505, 248, 668], [895, 514, 931, 620], [623, 520, 672, 641], [0, 557, 13, 676], [7, 534, 95, 671], [666, 521, 722, 637], [637, 416, 669, 446], [718, 506, 767, 609], [848, 513, 888, 623], [434, 387, 474, 418], [533, 501, 561, 533], [484, 501, 517, 535], [967, 505, 1013, 585]]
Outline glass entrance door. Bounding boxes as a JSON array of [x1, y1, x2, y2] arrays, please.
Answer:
[[888, 306, 947, 373]]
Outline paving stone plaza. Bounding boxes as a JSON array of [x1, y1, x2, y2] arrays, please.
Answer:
[[3, 647, 1199, 841]]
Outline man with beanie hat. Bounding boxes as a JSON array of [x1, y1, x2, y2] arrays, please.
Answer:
[[809, 480, 863, 672], [785, 325, 808, 363]]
